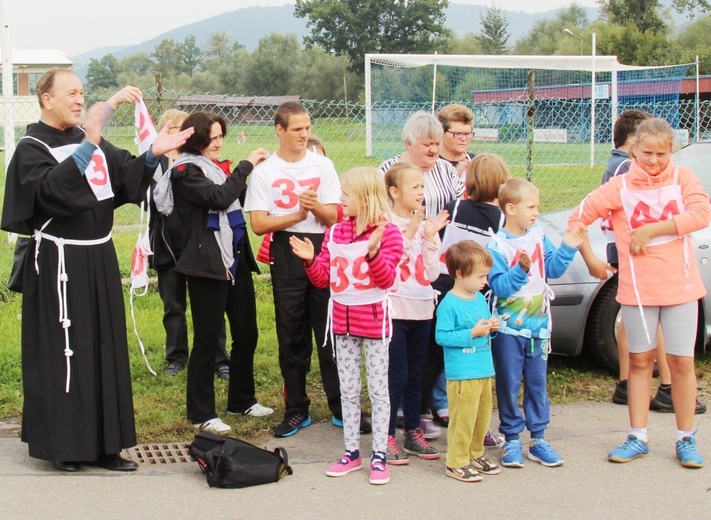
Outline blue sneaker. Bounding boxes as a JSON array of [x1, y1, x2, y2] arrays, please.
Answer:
[[608, 435, 650, 463], [528, 439, 564, 467], [332, 416, 373, 434], [676, 432, 703, 468], [501, 440, 525, 468], [272, 413, 312, 438]]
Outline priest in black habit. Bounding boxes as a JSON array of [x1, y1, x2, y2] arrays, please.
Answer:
[[1, 68, 193, 472]]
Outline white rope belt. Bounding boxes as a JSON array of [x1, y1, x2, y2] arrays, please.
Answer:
[[33, 230, 112, 393]]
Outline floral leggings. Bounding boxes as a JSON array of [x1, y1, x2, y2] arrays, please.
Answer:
[[335, 335, 390, 456]]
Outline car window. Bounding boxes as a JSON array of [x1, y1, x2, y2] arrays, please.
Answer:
[[673, 142, 711, 194]]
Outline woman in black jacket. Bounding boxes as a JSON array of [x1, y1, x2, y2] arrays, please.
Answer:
[[155, 111, 270, 432]]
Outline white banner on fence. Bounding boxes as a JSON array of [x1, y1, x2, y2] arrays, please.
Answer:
[[473, 128, 499, 141], [533, 128, 568, 143]]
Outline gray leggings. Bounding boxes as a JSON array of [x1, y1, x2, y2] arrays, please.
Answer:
[[621, 301, 697, 356], [335, 335, 390, 455]]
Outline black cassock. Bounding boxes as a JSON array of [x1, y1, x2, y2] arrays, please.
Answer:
[[1, 121, 152, 462]]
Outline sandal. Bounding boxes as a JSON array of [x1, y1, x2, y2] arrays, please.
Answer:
[[445, 465, 483, 482]]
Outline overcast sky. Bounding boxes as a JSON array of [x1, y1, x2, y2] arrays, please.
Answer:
[[6, 0, 598, 57]]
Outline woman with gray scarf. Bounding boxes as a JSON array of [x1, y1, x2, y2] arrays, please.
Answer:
[[154, 111, 269, 432]]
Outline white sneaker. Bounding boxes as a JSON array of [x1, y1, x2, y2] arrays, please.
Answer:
[[193, 417, 231, 433], [243, 403, 274, 417]]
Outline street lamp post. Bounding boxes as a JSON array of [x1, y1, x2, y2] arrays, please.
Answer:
[[563, 28, 583, 56]]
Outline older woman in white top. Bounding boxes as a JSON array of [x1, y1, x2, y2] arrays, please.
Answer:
[[379, 111, 465, 216]]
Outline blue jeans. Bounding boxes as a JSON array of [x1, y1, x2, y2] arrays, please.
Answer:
[[491, 333, 550, 440]]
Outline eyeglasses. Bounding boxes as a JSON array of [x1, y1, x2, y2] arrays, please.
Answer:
[[446, 131, 475, 139]]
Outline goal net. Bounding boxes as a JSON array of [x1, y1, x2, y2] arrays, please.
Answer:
[[365, 54, 696, 209]]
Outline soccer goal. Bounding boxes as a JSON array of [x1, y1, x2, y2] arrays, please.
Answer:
[[365, 53, 698, 207]]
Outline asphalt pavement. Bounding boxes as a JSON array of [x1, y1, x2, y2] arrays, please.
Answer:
[[1, 401, 710, 520]]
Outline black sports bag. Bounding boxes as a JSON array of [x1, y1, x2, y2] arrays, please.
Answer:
[[188, 431, 293, 488]]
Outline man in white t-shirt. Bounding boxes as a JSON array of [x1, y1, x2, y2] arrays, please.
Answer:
[[244, 102, 343, 437]]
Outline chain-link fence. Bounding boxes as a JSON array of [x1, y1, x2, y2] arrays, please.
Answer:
[[1, 88, 710, 288]]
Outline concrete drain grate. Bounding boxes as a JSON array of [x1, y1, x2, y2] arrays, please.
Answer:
[[124, 443, 193, 465]]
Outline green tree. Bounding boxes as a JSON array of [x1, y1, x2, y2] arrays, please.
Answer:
[[476, 3, 510, 55], [243, 33, 302, 95], [675, 13, 711, 74], [181, 35, 203, 77], [595, 22, 680, 65], [203, 32, 235, 69], [215, 44, 250, 94], [86, 54, 119, 91], [151, 39, 183, 79], [448, 34, 484, 55], [294, 0, 451, 74], [295, 47, 361, 101], [513, 4, 588, 55], [119, 52, 155, 76], [597, 0, 710, 33]]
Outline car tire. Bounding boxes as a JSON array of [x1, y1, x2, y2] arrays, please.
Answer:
[[585, 278, 620, 374]]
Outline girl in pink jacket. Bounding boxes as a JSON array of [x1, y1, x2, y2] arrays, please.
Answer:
[[569, 118, 711, 469], [290, 167, 403, 485]]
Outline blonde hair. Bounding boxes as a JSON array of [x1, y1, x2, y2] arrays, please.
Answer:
[[498, 178, 539, 213], [307, 135, 326, 156], [445, 240, 492, 278], [383, 161, 420, 203], [630, 117, 679, 157], [157, 109, 189, 131], [341, 167, 392, 227], [467, 153, 511, 202]]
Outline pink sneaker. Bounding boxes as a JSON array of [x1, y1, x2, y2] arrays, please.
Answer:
[[369, 460, 390, 485], [325, 454, 362, 477]]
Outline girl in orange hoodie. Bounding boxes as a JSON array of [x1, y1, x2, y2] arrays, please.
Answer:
[[569, 118, 711, 469]]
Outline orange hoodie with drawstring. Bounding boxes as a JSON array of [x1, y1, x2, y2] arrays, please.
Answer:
[[569, 159, 711, 306]]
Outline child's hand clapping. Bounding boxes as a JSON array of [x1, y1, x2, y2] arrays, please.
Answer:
[[367, 221, 386, 259], [518, 251, 531, 272], [424, 209, 450, 242], [404, 206, 425, 240], [290, 235, 315, 265], [563, 224, 587, 249]]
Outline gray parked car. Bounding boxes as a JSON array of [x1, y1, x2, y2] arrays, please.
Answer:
[[541, 141, 711, 372]]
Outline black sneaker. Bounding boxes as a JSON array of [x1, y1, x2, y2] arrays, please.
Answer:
[[272, 413, 312, 438], [164, 362, 185, 376], [650, 385, 707, 415], [612, 380, 628, 405], [215, 365, 230, 381]]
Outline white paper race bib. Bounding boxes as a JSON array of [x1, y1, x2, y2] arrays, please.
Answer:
[[134, 99, 157, 154]]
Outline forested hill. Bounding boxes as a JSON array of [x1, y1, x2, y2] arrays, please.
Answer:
[[71, 3, 598, 67]]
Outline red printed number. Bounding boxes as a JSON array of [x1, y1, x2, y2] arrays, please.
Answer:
[[330, 255, 375, 293], [138, 112, 152, 143], [400, 254, 428, 286], [511, 243, 543, 278], [629, 200, 680, 229], [272, 177, 321, 209], [88, 153, 108, 186]]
